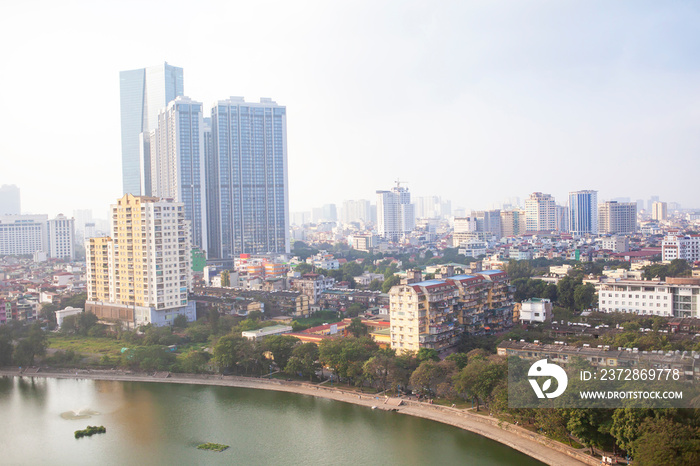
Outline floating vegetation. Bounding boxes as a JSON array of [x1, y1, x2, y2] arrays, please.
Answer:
[[197, 443, 229, 452], [74, 425, 106, 439]]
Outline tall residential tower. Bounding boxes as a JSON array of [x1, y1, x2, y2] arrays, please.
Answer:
[[207, 97, 289, 259], [85, 194, 195, 327]]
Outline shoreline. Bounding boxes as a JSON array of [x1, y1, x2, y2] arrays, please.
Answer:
[[1, 368, 594, 466]]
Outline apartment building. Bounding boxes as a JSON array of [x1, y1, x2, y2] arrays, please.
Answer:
[[598, 277, 700, 318], [389, 270, 513, 354], [662, 232, 700, 262], [85, 194, 195, 327]]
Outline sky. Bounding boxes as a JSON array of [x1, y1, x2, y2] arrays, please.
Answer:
[[1, 0, 699, 219]]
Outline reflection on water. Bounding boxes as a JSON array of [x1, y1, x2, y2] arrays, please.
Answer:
[[60, 408, 101, 420], [0, 378, 546, 466]]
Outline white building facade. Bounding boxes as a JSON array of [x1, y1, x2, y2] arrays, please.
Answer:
[[48, 214, 75, 260]]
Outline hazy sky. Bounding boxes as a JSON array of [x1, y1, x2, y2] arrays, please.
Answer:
[[1, 1, 699, 219]]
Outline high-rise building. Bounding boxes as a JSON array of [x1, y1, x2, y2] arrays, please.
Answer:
[[85, 194, 195, 327], [525, 192, 556, 232], [652, 201, 668, 221], [555, 205, 569, 233], [341, 199, 371, 224], [569, 190, 598, 236], [598, 201, 637, 235], [0, 185, 20, 215], [500, 209, 526, 237], [149, 96, 206, 250], [647, 196, 660, 214], [207, 97, 289, 259], [0, 215, 47, 256], [120, 62, 184, 196], [377, 182, 415, 242], [473, 210, 501, 238], [47, 214, 75, 260]]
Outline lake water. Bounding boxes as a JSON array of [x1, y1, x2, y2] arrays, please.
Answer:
[[0, 376, 544, 465]]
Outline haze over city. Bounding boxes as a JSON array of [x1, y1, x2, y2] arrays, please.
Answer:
[[2, 1, 699, 217]]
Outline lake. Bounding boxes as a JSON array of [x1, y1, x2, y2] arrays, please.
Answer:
[[0, 376, 545, 465]]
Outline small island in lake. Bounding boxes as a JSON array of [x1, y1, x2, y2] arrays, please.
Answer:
[[197, 443, 229, 452], [74, 426, 106, 439]]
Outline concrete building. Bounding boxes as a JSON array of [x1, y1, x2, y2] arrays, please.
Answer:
[[389, 270, 513, 355], [500, 209, 526, 237], [85, 194, 195, 327], [149, 96, 207, 250], [0, 214, 48, 256], [652, 201, 668, 221], [519, 298, 553, 323], [341, 199, 372, 224], [120, 62, 184, 196], [662, 232, 700, 262], [600, 236, 629, 253], [473, 210, 501, 239], [377, 182, 415, 242], [569, 190, 598, 236], [525, 192, 556, 232], [0, 185, 20, 215], [598, 277, 700, 318], [207, 97, 289, 259], [47, 214, 75, 260], [291, 273, 335, 305], [55, 306, 83, 328], [599, 201, 637, 235], [241, 324, 293, 341]]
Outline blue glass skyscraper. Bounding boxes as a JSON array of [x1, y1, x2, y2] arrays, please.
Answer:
[[208, 97, 289, 258], [120, 62, 184, 195], [569, 190, 598, 236]]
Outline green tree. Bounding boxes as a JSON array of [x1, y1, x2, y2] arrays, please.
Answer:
[[368, 279, 383, 291], [0, 330, 13, 366], [557, 276, 582, 310], [173, 314, 188, 329], [417, 348, 439, 362], [13, 323, 47, 367], [285, 342, 320, 381], [573, 283, 597, 311], [263, 335, 299, 370], [213, 335, 260, 375], [631, 416, 700, 465], [221, 270, 231, 287], [348, 317, 368, 337], [381, 275, 401, 293], [566, 408, 613, 455], [409, 359, 457, 398], [177, 350, 210, 373], [362, 348, 396, 392]]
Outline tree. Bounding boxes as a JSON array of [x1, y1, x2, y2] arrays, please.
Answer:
[[13, 323, 47, 367], [263, 335, 299, 370], [124, 346, 177, 371], [348, 318, 368, 337], [221, 270, 231, 287], [557, 276, 582, 310], [573, 283, 597, 311], [410, 359, 457, 398], [566, 408, 613, 455], [631, 416, 700, 465], [445, 352, 470, 370], [177, 350, 210, 373], [453, 356, 506, 410], [417, 348, 439, 362], [381, 275, 401, 293], [285, 342, 320, 381], [173, 314, 188, 329], [363, 348, 396, 392], [0, 330, 13, 366], [213, 334, 258, 374], [368, 279, 383, 291]]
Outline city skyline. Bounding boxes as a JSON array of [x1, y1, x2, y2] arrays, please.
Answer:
[[1, 1, 699, 218]]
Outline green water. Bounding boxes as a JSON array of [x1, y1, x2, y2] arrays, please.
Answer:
[[0, 376, 544, 465]]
